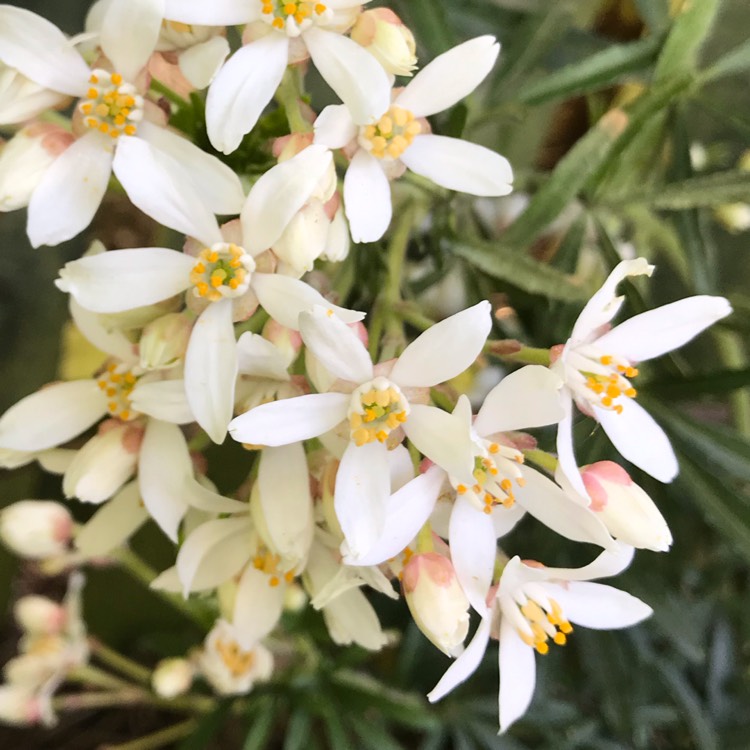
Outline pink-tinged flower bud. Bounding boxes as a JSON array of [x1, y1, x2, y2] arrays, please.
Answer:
[[152, 658, 195, 699], [0, 501, 73, 559], [140, 313, 192, 370], [0, 685, 41, 727], [14, 596, 67, 635], [262, 319, 303, 363], [351, 9, 417, 77], [273, 200, 331, 276], [582, 461, 672, 551], [402, 553, 470, 656], [0, 123, 74, 210]]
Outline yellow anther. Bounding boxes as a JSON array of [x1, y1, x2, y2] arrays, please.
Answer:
[[472, 484, 481, 494], [110, 73, 123, 85], [600, 355, 613, 365], [349, 412, 362, 429], [489, 443, 500, 454], [284, 570, 295, 583], [315, 2, 326, 12], [124, 124, 136, 136], [87, 87, 98, 99], [99, 122, 109, 134], [272, 17, 284, 28], [120, 410, 130, 421], [601, 396, 613, 407], [625, 387, 637, 398], [193, 262, 205, 274], [89, 74, 99, 84], [196, 282, 208, 297], [483, 507, 492, 515], [614, 404, 624, 414], [208, 250, 219, 262], [378, 116, 393, 135], [108, 401, 117, 412], [553, 632, 567, 646], [535, 641, 549, 655], [500, 478, 513, 492], [456, 484, 467, 495], [560, 621, 573, 634], [229, 278, 240, 290], [283, 2, 296, 13], [269, 576, 280, 587], [352, 428, 371, 446], [392, 108, 408, 127], [375, 430, 388, 443], [606, 384, 621, 398], [374, 390, 390, 407]]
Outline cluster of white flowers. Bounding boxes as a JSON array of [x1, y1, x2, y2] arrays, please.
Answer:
[[0, 0, 732, 735]]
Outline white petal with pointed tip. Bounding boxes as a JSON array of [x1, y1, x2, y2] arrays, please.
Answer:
[[130, 380, 194, 424], [242, 144, 333, 253], [594, 295, 732, 362], [56, 248, 195, 313], [335, 441, 390, 562], [304, 27, 390, 125], [314, 104, 357, 149], [232, 565, 285, 647], [138, 121, 245, 215], [428, 617, 491, 703], [185, 299, 237, 444], [112, 135, 223, 246], [343, 149, 392, 243], [27, 131, 113, 248], [163, 0, 255, 24], [395, 36, 499, 118], [498, 618, 536, 732], [391, 301, 492, 387], [179, 35, 230, 90], [545, 581, 652, 629], [182, 474, 247, 515], [299, 308, 373, 384], [229, 392, 349, 446], [236, 333, 290, 380], [0, 380, 106, 452], [594, 399, 678, 482], [555, 395, 588, 497], [251, 272, 364, 329], [474, 365, 563, 436], [0, 6, 90, 96], [206, 35, 289, 155], [69, 298, 137, 364], [544, 541, 635, 582]]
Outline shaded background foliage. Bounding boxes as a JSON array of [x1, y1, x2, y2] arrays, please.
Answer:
[[1, 0, 750, 747]]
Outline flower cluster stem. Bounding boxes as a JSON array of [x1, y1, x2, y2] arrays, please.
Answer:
[[100, 719, 199, 750], [276, 68, 311, 134], [89, 637, 152, 685], [523, 449, 559, 474]]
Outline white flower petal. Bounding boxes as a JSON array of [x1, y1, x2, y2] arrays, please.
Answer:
[[544, 541, 636, 582], [547, 581, 652, 630], [346, 465, 444, 567], [138, 121, 245, 215], [387, 443, 415, 492], [112, 135, 222, 246], [395, 36, 499, 118], [185, 299, 237, 444], [343, 149, 391, 243], [229, 392, 349, 446], [74, 481, 149, 558], [178, 35, 230, 89], [571, 258, 653, 343], [206, 35, 289, 155], [400, 135, 513, 196], [0, 380, 106, 452], [474, 365, 563, 436], [304, 27, 390, 125], [492, 503, 526, 538], [27, 131, 113, 248], [498, 617, 536, 733], [163, 0, 255, 24], [555, 394, 588, 497], [56, 247, 194, 313], [450, 495, 494, 616], [403, 405, 475, 484], [335, 441, 390, 562], [232, 565, 285, 647], [298, 307, 373, 384], [391, 301, 492, 387], [428, 617, 491, 703], [252, 272, 364, 329], [236, 333, 290, 380], [100, 0, 164, 82], [595, 296, 732, 362], [183, 475, 247, 515], [150, 566, 182, 592], [313, 104, 357, 149], [242, 144, 333, 254], [0, 6, 89, 96], [129, 380, 193, 424], [69, 298, 137, 363], [594, 399, 678, 483], [176, 516, 250, 595]]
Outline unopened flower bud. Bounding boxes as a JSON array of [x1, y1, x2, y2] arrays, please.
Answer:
[[140, 313, 192, 369], [283, 582, 308, 612], [261, 319, 302, 364], [581, 461, 672, 551], [0, 501, 73, 559], [0, 685, 41, 726], [152, 658, 194, 698], [14, 596, 67, 635], [351, 9, 417, 77], [320, 206, 350, 263], [402, 553, 470, 656], [714, 203, 750, 233], [0, 123, 74, 210], [273, 200, 331, 276]]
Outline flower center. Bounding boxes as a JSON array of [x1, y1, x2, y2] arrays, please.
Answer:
[[571, 348, 638, 415], [505, 587, 573, 655], [453, 441, 525, 514], [97, 362, 140, 421], [252, 550, 295, 588], [260, 0, 331, 35], [78, 70, 143, 139], [215, 637, 256, 677], [348, 376, 409, 447], [359, 106, 422, 160], [189, 243, 255, 302]]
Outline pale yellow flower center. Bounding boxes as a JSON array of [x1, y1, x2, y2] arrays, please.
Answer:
[[190, 243, 255, 303], [260, 0, 329, 31], [360, 106, 422, 160], [252, 550, 295, 588], [453, 443, 525, 514], [348, 377, 409, 447], [97, 362, 140, 421], [215, 637, 256, 677], [583, 354, 638, 415], [515, 596, 573, 655], [78, 70, 143, 140]]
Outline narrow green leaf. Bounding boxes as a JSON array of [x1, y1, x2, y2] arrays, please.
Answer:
[[178, 702, 232, 750], [350, 720, 405, 750], [633, 0, 670, 31], [283, 709, 313, 750], [243, 698, 277, 750], [518, 35, 663, 105], [446, 238, 589, 302], [391, 0, 454, 56], [703, 38, 750, 82], [646, 367, 750, 398]]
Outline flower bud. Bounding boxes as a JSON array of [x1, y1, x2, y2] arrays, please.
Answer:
[[402, 553, 470, 656], [320, 206, 350, 263], [139, 313, 192, 369], [0, 123, 74, 210], [273, 199, 331, 276], [351, 9, 417, 77], [714, 203, 750, 233], [581, 461, 672, 551], [152, 658, 194, 698], [283, 582, 308, 612], [0, 685, 41, 726], [261, 319, 302, 364], [0, 501, 73, 559], [14, 596, 67, 635], [0, 63, 71, 126]]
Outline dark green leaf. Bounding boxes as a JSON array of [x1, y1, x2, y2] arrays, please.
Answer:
[[177, 702, 232, 750], [243, 697, 277, 750], [704, 38, 750, 82], [283, 708, 313, 750], [646, 367, 750, 398]]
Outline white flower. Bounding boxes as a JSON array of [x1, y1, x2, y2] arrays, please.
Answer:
[[314, 36, 513, 242], [428, 544, 652, 733], [164, 0, 392, 154], [553, 258, 732, 494], [229, 301, 492, 562]]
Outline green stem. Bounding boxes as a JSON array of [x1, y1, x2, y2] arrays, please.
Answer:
[[68, 665, 133, 691], [486, 341, 552, 366], [53, 690, 145, 712], [393, 302, 435, 332], [275, 67, 311, 134], [89, 638, 151, 685], [715, 329, 750, 437], [150, 79, 190, 110], [100, 719, 199, 750], [416, 523, 434, 554], [523, 449, 558, 474]]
